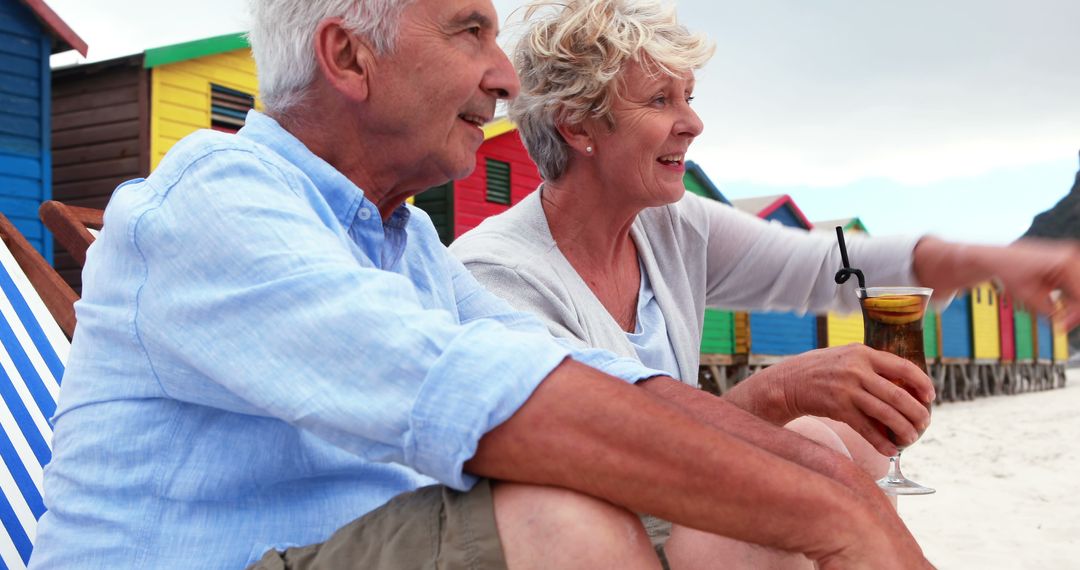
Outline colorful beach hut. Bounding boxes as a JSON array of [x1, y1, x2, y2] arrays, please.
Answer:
[[1006, 302, 1045, 393], [1052, 315, 1070, 388], [731, 195, 818, 365], [998, 292, 1016, 363], [1053, 317, 1070, 364], [938, 290, 974, 400], [970, 282, 1004, 395], [971, 282, 1001, 362], [1030, 313, 1058, 389], [51, 32, 258, 290], [1035, 315, 1053, 363], [683, 160, 730, 204], [1012, 303, 1034, 363], [412, 118, 542, 246], [0, 0, 86, 262]]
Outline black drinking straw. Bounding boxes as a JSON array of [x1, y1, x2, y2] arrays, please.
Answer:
[[834, 226, 866, 289]]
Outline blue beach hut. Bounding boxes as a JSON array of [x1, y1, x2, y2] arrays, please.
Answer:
[[938, 291, 975, 399], [0, 0, 86, 261], [731, 195, 818, 364], [1035, 314, 1053, 363], [940, 292, 973, 360]]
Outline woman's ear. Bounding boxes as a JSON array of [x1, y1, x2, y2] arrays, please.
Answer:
[[555, 118, 595, 156], [313, 18, 373, 103]]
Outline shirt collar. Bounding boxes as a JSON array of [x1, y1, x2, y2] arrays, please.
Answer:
[[238, 110, 366, 228]]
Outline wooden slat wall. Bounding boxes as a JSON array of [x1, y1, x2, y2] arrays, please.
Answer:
[[413, 181, 454, 246], [1035, 315, 1053, 361], [150, 49, 259, 170], [825, 311, 863, 347], [1013, 307, 1034, 362], [749, 312, 818, 356], [940, 292, 973, 359], [51, 57, 148, 292], [701, 308, 734, 355], [454, 131, 542, 238], [998, 293, 1015, 362], [923, 310, 939, 360], [1053, 316, 1069, 363], [971, 282, 1001, 361], [0, 0, 51, 261], [733, 311, 749, 354]]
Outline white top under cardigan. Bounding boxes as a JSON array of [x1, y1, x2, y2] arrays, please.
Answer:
[[625, 258, 681, 376], [449, 189, 921, 386]]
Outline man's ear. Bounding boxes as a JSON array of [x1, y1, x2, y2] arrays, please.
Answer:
[[313, 18, 372, 102]]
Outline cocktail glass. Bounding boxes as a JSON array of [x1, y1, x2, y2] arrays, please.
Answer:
[[858, 286, 935, 496]]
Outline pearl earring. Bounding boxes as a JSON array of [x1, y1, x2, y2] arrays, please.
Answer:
[[586, 146, 593, 154]]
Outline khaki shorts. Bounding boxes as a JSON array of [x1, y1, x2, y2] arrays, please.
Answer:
[[248, 480, 507, 570]]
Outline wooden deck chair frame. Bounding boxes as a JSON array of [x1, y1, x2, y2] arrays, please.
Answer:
[[0, 213, 73, 569], [38, 201, 103, 269], [0, 215, 77, 340]]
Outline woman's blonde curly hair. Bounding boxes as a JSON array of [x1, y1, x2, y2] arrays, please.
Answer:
[[508, 0, 714, 180]]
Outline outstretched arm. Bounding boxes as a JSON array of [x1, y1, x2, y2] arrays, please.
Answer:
[[913, 236, 1080, 330]]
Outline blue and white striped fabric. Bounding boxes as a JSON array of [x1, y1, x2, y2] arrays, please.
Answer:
[[0, 243, 68, 570]]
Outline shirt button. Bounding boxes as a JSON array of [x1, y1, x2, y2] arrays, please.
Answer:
[[357, 208, 372, 221]]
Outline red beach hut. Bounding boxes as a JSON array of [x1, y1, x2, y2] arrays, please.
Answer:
[[412, 118, 542, 245]]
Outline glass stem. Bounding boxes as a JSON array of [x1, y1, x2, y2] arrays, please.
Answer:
[[885, 452, 905, 484]]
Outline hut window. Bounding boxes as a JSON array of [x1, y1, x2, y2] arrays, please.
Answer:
[[485, 159, 512, 205], [211, 84, 256, 133], [975, 288, 981, 304], [989, 290, 994, 306]]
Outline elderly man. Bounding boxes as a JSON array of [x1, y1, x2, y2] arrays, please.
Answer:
[[30, 1, 1076, 569]]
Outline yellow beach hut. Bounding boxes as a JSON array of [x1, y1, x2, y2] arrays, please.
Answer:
[[51, 32, 259, 290]]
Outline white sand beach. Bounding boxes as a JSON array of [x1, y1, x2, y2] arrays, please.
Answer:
[[899, 368, 1080, 569]]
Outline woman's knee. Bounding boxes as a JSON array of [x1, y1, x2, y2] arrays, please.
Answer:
[[784, 416, 852, 459]]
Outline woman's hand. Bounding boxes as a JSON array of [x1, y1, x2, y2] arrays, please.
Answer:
[[723, 344, 935, 456]]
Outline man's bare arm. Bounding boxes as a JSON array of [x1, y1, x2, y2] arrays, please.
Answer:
[[465, 360, 930, 568]]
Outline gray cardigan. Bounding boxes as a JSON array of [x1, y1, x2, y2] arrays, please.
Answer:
[[450, 190, 919, 384]]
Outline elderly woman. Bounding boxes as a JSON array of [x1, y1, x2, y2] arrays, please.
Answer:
[[456, 0, 926, 465], [451, 0, 1080, 567]]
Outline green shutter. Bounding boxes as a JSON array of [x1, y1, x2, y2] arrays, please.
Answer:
[[485, 158, 511, 205], [414, 181, 455, 246]]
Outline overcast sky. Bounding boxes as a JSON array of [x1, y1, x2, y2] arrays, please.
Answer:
[[47, 0, 1080, 244]]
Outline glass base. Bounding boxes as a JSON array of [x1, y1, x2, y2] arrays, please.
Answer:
[[877, 453, 935, 495], [876, 475, 936, 495]]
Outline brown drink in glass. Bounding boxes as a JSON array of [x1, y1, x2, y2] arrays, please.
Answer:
[[858, 286, 935, 495]]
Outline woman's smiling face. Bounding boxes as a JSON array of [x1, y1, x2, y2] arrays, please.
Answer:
[[586, 60, 704, 208]]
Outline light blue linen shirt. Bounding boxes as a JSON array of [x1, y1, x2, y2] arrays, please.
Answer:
[[29, 111, 661, 569]]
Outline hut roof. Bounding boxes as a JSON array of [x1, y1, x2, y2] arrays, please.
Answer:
[[482, 117, 516, 141], [732, 194, 814, 229], [17, 0, 87, 56], [814, 217, 868, 234], [143, 32, 249, 68], [685, 161, 730, 204]]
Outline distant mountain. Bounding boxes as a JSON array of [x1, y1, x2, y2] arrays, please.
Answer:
[[1024, 150, 1080, 361], [1025, 151, 1080, 241]]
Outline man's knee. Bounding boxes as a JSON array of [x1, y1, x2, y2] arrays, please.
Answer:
[[492, 482, 660, 570]]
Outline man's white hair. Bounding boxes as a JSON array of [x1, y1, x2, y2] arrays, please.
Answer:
[[248, 0, 418, 114]]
